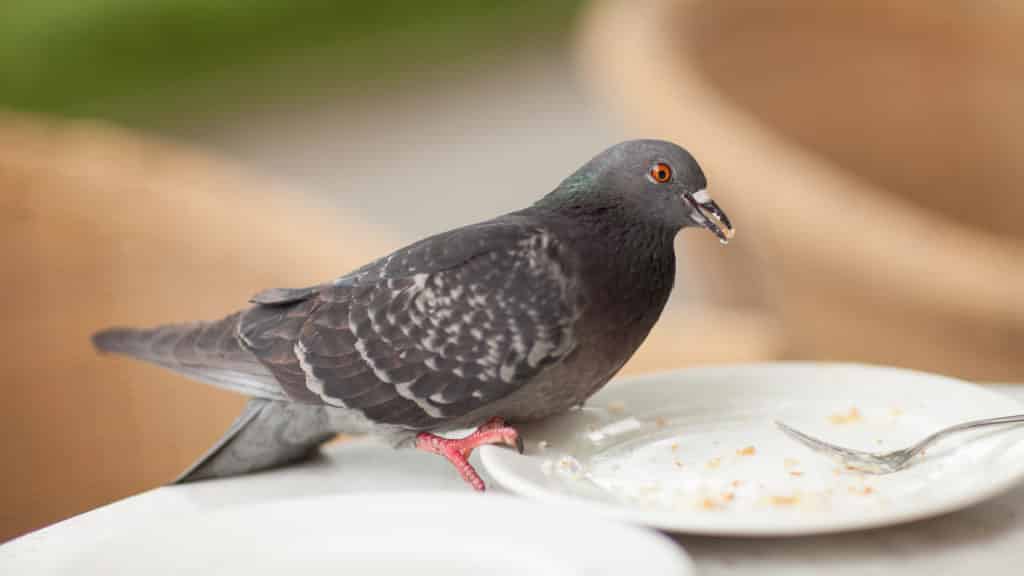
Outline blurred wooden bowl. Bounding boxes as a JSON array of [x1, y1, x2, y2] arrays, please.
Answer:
[[0, 113, 394, 541], [580, 0, 1024, 381]]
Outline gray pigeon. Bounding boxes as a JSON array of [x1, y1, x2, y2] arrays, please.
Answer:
[[93, 139, 733, 490]]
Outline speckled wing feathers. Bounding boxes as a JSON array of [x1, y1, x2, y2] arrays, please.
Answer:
[[238, 220, 582, 430]]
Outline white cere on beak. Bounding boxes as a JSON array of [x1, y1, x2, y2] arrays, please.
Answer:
[[692, 188, 711, 204]]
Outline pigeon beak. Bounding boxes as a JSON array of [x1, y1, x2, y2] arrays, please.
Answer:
[[685, 189, 735, 245]]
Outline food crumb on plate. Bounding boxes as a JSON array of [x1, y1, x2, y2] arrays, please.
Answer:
[[607, 401, 626, 414], [848, 485, 875, 495], [769, 495, 800, 507], [784, 458, 800, 469], [699, 495, 735, 510], [829, 407, 862, 424], [553, 455, 586, 480], [789, 471, 803, 477], [736, 446, 756, 456], [654, 416, 668, 428], [673, 459, 684, 469], [706, 457, 721, 469], [670, 442, 680, 452]]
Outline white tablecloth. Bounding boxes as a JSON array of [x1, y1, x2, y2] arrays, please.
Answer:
[[5, 385, 1024, 575]]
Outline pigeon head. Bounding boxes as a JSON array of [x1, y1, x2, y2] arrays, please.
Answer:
[[537, 140, 734, 243]]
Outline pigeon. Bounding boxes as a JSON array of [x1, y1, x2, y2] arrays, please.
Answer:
[[93, 139, 734, 490]]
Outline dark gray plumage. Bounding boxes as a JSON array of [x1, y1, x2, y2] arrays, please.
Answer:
[[93, 139, 733, 483]]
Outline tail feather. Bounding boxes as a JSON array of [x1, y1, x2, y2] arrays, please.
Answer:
[[93, 325, 178, 358], [92, 313, 288, 400], [175, 398, 337, 483], [95, 315, 330, 482]]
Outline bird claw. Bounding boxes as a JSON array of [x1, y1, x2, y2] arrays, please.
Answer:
[[415, 417, 523, 490], [481, 417, 523, 454]]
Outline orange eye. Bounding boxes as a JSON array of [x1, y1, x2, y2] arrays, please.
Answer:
[[649, 162, 672, 183]]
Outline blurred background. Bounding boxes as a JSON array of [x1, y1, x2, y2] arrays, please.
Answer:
[[2, 0, 1021, 542]]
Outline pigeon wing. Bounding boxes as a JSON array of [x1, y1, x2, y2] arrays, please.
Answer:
[[239, 220, 583, 429]]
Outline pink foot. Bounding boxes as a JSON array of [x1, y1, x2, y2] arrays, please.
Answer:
[[415, 417, 523, 491]]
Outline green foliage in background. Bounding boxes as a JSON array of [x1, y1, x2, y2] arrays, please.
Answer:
[[0, 0, 583, 126]]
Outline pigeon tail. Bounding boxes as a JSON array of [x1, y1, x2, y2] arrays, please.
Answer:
[[92, 314, 290, 400], [175, 398, 337, 483], [92, 325, 170, 357]]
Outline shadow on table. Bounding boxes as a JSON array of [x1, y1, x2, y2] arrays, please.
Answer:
[[166, 439, 481, 511]]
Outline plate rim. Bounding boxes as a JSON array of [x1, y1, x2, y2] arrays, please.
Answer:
[[3, 491, 696, 576], [480, 362, 1024, 537]]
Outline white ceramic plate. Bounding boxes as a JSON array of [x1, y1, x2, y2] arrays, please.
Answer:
[[4, 493, 693, 576], [480, 363, 1024, 536]]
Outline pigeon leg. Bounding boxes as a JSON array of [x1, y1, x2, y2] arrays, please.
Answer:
[[415, 417, 523, 491]]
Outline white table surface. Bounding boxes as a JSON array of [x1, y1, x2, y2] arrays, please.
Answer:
[[4, 385, 1024, 575]]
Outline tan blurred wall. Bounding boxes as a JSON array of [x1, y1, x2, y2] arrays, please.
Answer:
[[0, 114, 395, 542]]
